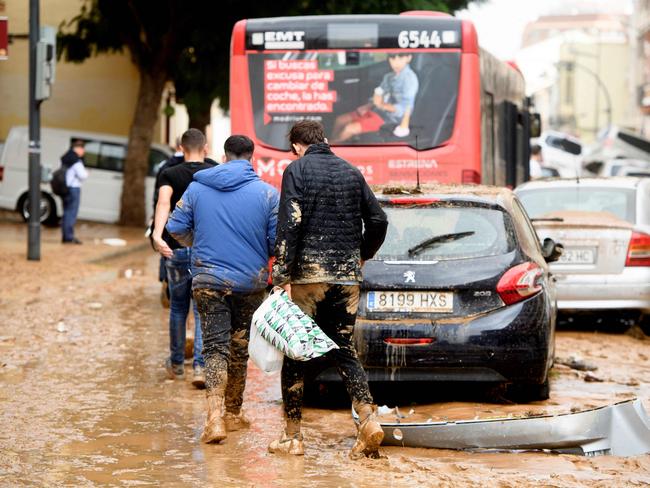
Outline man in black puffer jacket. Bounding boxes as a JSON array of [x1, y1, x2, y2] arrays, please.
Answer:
[[270, 120, 388, 459]]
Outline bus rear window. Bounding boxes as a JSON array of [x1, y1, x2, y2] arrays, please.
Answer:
[[247, 51, 460, 151]]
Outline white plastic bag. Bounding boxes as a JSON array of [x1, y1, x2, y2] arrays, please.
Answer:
[[248, 320, 284, 373], [251, 287, 338, 361]]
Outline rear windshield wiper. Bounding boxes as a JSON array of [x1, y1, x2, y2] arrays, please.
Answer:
[[407, 231, 475, 256], [530, 217, 564, 222]]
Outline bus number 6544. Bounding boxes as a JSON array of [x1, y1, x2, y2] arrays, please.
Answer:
[[397, 30, 442, 49]]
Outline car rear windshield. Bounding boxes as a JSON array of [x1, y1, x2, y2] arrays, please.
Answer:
[[517, 187, 637, 223], [376, 204, 515, 261]]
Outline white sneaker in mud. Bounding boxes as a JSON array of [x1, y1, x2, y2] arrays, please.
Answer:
[[268, 432, 304, 456], [192, 366, 206, 389]]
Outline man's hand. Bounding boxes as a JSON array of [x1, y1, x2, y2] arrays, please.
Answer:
[[153, 235, 173, 258], [281, 283, 292, 300]]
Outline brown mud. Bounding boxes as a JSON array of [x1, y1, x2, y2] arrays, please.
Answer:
[[1, 216, 649, 486]]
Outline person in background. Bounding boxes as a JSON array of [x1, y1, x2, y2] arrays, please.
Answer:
[[271, 120, 388, 458], [151, 140, 219, 306], [152, 129, 215, 389], [166, 135, 279, 445], [529, 144, 544, 179], [151, 138, 185, 306], [61, 140, 88, 244]]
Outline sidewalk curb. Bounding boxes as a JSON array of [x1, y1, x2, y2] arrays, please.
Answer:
[[87, 241, 151, 264]]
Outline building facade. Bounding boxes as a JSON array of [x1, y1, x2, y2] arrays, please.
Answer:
[[635, 0, 650, 137], [0, 0, 164, 143], [516, 13, 634, 143]]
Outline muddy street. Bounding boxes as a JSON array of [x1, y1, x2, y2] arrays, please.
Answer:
[[1, 219, 650, 487]]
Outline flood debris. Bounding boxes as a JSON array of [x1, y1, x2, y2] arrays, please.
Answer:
[[360, 399, 650, 457], [584, 373, 605, 383], [556, 355, 598, 372], [101, 238, 127, 247]]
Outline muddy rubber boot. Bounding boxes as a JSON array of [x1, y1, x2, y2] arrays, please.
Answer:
[[223, 410, 250, 432], [268, 420, 304, 456], [200, 392, 227, 444], [350, 403, 384, 459]]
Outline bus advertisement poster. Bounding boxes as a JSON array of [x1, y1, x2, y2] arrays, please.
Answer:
[[251, 51, 458, 150]]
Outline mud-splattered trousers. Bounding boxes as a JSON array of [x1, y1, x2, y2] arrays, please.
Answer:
[[165, 248, 204, 369], [193, 287, 265, 413], [282, 283, 373, 421]]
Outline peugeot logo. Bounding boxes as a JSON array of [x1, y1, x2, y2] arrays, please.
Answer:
[[403, 271, 416, 283]]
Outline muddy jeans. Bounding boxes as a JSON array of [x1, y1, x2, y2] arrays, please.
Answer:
[[281, 283, 373, 421], [193, 287, 264, 413]]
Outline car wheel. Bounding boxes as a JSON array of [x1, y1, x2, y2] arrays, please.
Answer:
[[506, 378, 550, 403], [17, 192, 58, 226]]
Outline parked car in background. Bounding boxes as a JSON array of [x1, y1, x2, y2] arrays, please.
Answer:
[[308, 186, 561, 402], [587, 157, 650, 177], [515, 177, 650, 333], [534, 130, 583, 178], [0, 126, 172, 225], [618, 166, 650, 178], [584, 125, 650, 168]]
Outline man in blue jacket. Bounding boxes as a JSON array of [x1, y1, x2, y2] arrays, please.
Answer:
[[167, 135, 279, 444]]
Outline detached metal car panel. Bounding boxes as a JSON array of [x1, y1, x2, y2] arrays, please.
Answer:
[[310, 186, 558, 401], [515, 177, 650, 328]]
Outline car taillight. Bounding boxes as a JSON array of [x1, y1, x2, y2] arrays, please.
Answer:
[[384, 338, 434, 345], [461, 169, 480, 184], [0, 165, 4, 182], [497, 262, 543, 305], [389, 197, 440, 205], [625, 232, 650, 267]]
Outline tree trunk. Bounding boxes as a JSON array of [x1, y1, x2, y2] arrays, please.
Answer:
[[119, 68, 168, 226], [187, 101, 212, 134]]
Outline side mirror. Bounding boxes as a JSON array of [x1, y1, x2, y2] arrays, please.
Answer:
[[542, 237, 563, 263], [529, 113, 542, 138]]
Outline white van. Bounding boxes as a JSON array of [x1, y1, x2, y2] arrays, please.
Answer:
[[0, 126, 172, 225]]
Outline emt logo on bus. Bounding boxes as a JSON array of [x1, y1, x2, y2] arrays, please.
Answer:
[[251, 31, 306, 50]]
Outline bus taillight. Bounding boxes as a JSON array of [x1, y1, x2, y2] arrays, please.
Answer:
[[461, 170, 480, 184]]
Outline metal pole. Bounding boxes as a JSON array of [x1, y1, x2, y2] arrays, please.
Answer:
[[27, 0, 40, 260]]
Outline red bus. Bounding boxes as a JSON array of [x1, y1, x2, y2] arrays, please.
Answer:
[[230, 12, 537, 188]]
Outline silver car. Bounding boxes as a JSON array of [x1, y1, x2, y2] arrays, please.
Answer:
[[515, 177, 650, 332]]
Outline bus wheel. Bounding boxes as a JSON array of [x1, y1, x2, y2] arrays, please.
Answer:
[[17, 192, 59, 227]]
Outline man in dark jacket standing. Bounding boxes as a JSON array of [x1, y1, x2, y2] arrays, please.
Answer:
[[167, 135, 279, 444], [270, 120, 388, 458], [60, 140, 88, 244]]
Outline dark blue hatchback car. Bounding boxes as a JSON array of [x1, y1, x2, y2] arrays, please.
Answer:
[[312, 185, 562, 401]]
